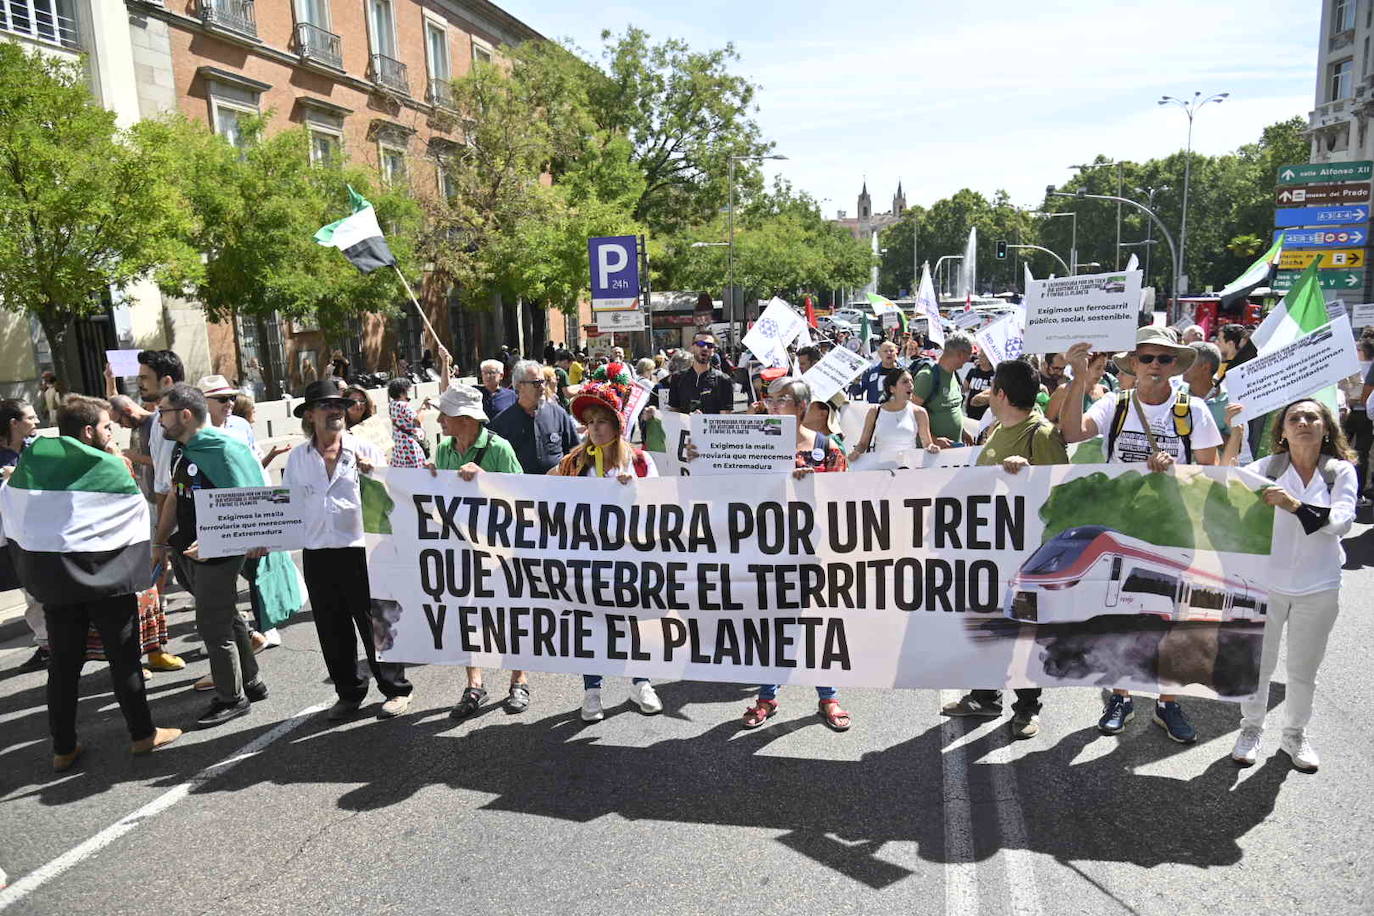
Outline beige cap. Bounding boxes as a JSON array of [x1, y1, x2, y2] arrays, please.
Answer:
[[438, 385, 488, 421], [197, 375, 240, 397]]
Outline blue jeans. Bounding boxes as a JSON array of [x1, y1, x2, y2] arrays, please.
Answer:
[[583, 675, 650, 690], [758, 684, 837, 701]]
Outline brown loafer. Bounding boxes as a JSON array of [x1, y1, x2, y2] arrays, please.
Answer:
[[53, 744, 83, 772], [131, 727, 183, 755]]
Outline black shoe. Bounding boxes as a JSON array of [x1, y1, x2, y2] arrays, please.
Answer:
[[196, 697, 251, 728], [19, 647, 50, 672], [449, 686, 487, 720], [245, 680, 269, 703]]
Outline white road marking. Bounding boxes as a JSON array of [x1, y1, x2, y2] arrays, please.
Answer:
[[940, 690, 979, 916], [0, 703, 327, 911], [984, 734, 1043, 916]]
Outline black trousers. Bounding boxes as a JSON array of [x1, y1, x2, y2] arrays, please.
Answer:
[[46, 594, 154, 755], [1344, 409, 1371, 497], [970, 688, 1043, 713], [302, 547, 411, 703]]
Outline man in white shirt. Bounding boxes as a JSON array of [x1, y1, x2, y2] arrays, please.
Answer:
[[136, 349, 184, 500], [1058, 326, 1223, 744], [283, 380, 412, 720]]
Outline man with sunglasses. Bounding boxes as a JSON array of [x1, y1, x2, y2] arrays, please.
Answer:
[[1059, 326, 1223, 744], [662, 332, 735, 415]]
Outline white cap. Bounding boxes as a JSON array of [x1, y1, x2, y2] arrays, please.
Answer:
[[438, 386, 487, 421]]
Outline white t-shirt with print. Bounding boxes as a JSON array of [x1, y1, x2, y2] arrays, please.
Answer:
[[1084, 391, 1223, 464]]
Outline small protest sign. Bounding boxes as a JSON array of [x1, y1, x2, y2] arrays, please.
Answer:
[[974, 313, 1024, 366], [1226, 314, 1361, 422], [742, 297, 805, 368], [194, 487, 308, 559], [106, 349, 142, 378], [801, 347, 870, 403], [1022, 270, 1143, 354], [688, 414, 796, 475]]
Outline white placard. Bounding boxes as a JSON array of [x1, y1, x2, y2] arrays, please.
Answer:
[[193, 486, 308, 559], [742, 297, 805, 368], [801, 347, 870, 403], [622, 378, 655, 433], [1350, 302, 1374, 329], [973, 313, 1024, 366], [1226, 314, 1361, 422], [596, 308, 645, 332], [688, 413, 796, 475], [1022, 270, 1143, 354], [106, 349, 142, 378]]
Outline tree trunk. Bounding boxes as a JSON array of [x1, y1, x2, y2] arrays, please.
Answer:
[[36, 308, 75, 396]]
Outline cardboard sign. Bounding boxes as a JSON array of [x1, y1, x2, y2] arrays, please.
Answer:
[[194, 487, 308, 559], [688, 414, 796, 475], [1022, 271, 1143, 354], [106, 349, 142, 378], [801, 347, 870, 403], [1226, 315, 1361, 422]]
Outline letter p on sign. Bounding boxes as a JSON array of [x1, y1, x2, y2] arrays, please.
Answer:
[[598, 244, 628, 288]]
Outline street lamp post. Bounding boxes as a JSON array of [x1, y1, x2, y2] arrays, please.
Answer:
[[1071, 161, 1125, 268], [1159, 92, 1228, 294], [728, 153, 788, 347], [1132, 184, 1169, 284], [1030, 210, 1077, 274], [1050, 187, 1181, 317]]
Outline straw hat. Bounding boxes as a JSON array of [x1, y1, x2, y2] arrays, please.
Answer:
[[1114, 325, 1195, 376]]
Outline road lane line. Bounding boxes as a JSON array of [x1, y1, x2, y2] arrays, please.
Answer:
[[0, 703, 327, 911], [984, 735, 1043, 916], [940, 690, 979, 916]]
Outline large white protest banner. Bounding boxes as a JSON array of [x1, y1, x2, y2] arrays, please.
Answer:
[[1226, 314, 1361, 422], [742, 297, 805, 368], [973, 313, 1024, 366], [194, 487, 308, 559], [689, 414, 796, 475], [365, 464, 1276, 698], [802, 347, 870, 403], [1022, 270, 1143, 354]]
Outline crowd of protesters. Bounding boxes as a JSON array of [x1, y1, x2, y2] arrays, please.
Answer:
[[0, 308, 1359, 779]]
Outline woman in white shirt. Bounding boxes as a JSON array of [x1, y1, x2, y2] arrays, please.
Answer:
[[1222, 398, 1357, 773], [552, 382, 663, 723], [846, 367, 939, 468]]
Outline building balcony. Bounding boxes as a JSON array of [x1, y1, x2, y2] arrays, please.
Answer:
[[369, 53, 409, 95], [199, 0, 257, 39], [426, 77, 455, 109], [0, 0, 79, 49], [294, 21, 342, 70]]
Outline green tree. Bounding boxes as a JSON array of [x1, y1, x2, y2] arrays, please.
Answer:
[[0, 45, 199, 385], [152, 115, 420, 393]]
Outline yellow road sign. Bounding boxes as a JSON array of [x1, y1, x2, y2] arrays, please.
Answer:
[[1278, 248, 1365, 269]]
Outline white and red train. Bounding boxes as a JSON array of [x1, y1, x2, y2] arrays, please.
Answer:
[[1004, 525, 1269, 625]]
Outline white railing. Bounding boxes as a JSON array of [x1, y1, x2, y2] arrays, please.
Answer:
[[0, 0, 78, 49]]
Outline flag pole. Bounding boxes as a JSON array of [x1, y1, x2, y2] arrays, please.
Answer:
[[390, 264, 450, 365]]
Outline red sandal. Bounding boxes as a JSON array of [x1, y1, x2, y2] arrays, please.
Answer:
[[818, 698, 851, 731], [741, 698, 778, 728]]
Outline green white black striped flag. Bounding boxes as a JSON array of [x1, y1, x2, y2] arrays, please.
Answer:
[[315, 186, 397, 274], [0, 436, 149, 605]]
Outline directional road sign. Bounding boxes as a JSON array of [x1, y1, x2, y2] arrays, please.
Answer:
[[1274, 183, 1371, 206], [1275, 225, 1370, 247], [1278, 249, 1366, 270], [1271, 269, 1365, 291], [1277, 161, 1373, 185], [1274, 204, 1371, 227]]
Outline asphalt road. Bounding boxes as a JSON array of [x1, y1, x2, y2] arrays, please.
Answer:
[[2, 528, 1373, 916]]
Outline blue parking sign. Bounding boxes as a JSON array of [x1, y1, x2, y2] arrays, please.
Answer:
[[588, 235, 640, 310]]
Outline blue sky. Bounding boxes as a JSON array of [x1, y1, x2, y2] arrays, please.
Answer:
[[498, 0, 1319, 217]]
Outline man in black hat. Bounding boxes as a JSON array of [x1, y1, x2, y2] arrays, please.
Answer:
[[283, 380, 413, 720]]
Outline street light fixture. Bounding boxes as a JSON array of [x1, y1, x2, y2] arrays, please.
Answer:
[[1049, 186, 1182, 317], [1071, 161, 1125, 268], [1159, 91, 1228, 294], [728, 153, 789, 345], [1030, 210, 1078, 275], [1132, 184, 1170, 282]]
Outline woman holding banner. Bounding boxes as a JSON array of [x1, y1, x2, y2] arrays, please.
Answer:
[[552, 382, 664, 722], [846, 367, 939, 469], [1222, 398, 1357, 773], [741, 376, 852, 732]]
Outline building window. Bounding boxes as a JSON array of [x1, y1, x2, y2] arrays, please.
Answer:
[[1331, 58, 1355, 101], [438, 163, 458, 201], [1365, 36, 1370, 77], [380, 144, 407, 186], [425, 20, 453, 107], [1334, 0, 1356, 33], [296, 0, 329, 27], [369, 0, 397, 57], [472, 39, 492, 65], [213, 102, 256, 148], [309, 130, 341, 165], [0, 0, 79, 48]]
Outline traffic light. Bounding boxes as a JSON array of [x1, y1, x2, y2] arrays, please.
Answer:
[[996, 240, 1007, 260]]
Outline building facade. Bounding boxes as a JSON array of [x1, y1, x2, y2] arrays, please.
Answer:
[[831, 181, 905, 242], [1308, 0, 1374, 161]]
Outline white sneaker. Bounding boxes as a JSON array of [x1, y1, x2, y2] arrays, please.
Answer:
[[263, 628, 282, 647], [1230, 726, 1263, 766], [629, 682, 662, 715], [580, 688, 604, 722], [377, 695, 411, 718], [1280, 730, 1319, 772]]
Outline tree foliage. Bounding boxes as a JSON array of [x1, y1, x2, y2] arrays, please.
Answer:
[[0, 44, 199, 383]]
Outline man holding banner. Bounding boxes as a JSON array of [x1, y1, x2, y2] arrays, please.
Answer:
[[1059, 327, 1223, 743]]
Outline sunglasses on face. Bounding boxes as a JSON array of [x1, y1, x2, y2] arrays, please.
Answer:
[[694, 341, 716, 350], [210, 396, 234, 404], [314, 399, 353, 411], [1135, 354, 1177, 366]]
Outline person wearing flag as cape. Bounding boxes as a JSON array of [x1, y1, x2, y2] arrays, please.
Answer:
[[152, 383, 301, 728], [1, 396, 181, 770]]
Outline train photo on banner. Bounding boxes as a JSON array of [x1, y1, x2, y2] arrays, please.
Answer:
[[1004, 526, 1269, 625]]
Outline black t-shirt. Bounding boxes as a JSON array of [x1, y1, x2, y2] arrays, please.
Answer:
[[665, 366, 734, 414], [168, 443, 232, 563], [964, 365, 996, 420]]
